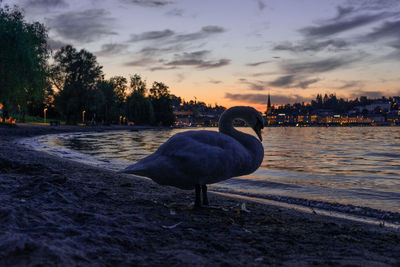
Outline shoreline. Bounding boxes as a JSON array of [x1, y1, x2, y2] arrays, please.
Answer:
[[1, 123, 400, 265]]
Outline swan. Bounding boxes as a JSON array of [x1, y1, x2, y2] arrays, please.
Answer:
[[120, 106, 264, 207]]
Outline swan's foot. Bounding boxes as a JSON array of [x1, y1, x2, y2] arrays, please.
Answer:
[[202, 185, 209, 206], [194, 184, 201, 208], [194, 184, 209, 208]]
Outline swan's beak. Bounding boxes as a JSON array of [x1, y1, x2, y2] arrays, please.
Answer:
[[256, 128, 263, 141], [254, 122, 263, 141]]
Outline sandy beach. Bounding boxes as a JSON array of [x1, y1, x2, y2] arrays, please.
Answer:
[[1, 124, 399, 266]]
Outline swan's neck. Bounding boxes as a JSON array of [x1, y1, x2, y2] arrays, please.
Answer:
[[218, 106, 264, 173], [218, 108, 252, 145]]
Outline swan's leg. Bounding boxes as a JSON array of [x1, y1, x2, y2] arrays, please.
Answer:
[[201, 185, 209, 205], [194, 184, 201, 208]]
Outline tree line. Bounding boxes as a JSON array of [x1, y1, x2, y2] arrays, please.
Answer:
[[0, 4, 175, 126], [273, 93, 397, 115]]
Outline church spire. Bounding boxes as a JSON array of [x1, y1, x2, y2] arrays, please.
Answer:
[[266, 92, 272, 115]]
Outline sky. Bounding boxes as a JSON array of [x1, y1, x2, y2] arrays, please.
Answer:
[[3, 0, 400, 111]]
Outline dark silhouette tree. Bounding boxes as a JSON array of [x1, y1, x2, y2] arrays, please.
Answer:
[[0, 3, 49, 122], [51, 45, 103, 124], [126, 74, 154, 125], [109, 76, 128, 122], [130, 74, 146, 96], [149, 81, 175, 126], [93, 80, 115, 125]]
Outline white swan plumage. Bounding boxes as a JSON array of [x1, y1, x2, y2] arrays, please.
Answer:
[[120, 106, 264, 207]]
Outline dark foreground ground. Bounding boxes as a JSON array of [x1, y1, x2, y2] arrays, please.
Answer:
[[0, 124, 399, 266]]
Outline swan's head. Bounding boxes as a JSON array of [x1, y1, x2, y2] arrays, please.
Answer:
[[219, 106, 264, 141]]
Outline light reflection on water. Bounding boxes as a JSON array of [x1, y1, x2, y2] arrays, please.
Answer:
[[44, 127, 400, 213]]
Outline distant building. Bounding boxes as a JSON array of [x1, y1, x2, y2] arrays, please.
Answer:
[[354, 101, 391, 113], [173, 110, 192, 126], [386, 110, 399, 124]]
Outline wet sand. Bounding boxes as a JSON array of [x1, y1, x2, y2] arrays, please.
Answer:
[[1, 123, 399, 266]]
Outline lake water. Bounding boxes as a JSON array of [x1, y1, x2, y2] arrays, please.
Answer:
[[28, 127, 400, 218]]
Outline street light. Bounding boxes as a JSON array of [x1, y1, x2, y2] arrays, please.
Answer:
[[44, 108, 48, 124], [82, 110, 86, 123]]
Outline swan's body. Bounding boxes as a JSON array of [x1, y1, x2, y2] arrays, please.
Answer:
[[120, 106, 264, 207]]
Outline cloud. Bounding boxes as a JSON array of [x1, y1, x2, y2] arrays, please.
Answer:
[[364, 19, 400, 41], [172, 26, 225, 43], [225, 93, 268, 104], [225, 93, 305, 105], [124, 57, 160, 66], [164, 50, 209, 66], [268, 75, 320, 89], [96, 43, 129, 56], [120, 0, 172, 7], [165, 8, 184, 16], [335, 6, 356, 20], [268, 75, 294, 87], [23, 0, 68, 9], [239, 74, 320, 91], [265, 56, 355, 89], [238, 78, 269, 91], [386, 48, 400, 60], [296, 78, 320, 89], [127, 26, 227, 69], [129, 29, 175, 42], [209, 79, 222, 84], [47, 9, 117, 43], [137, 45, 184, 57], [251, 71, 276, 77], [149, 66, 177, 71], [166, 58, 230, 69], [246, 60, 270, 67], [389, 41, 400, 50], [264, 53, 358, 89], [349, 90, 384, 98], [175, 73, 185, 82], [196, 59, 230, 69], [300, 12, 387, 38], [360, 19, 400, 60], [175, 50, 210, 59], [282, 57, 356, 74], [337, 80, 363, 89], [271, 1, 400, 56], [273, 39, 349, 53], [125, 49, 230, 70], [128, 26, 226, 60], [257, 0, 265, 10], [346, 0, 400, 11], [47, 38, 67, 50], [163, 50, 230, 69], [129, 26, 225, 44]]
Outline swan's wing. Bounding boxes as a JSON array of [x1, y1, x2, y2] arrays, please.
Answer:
[[121, 130, 256, 189], [156, 131, 253, 180]]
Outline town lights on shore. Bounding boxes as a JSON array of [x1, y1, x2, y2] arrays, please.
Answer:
[[44, 108, 47, 124]]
